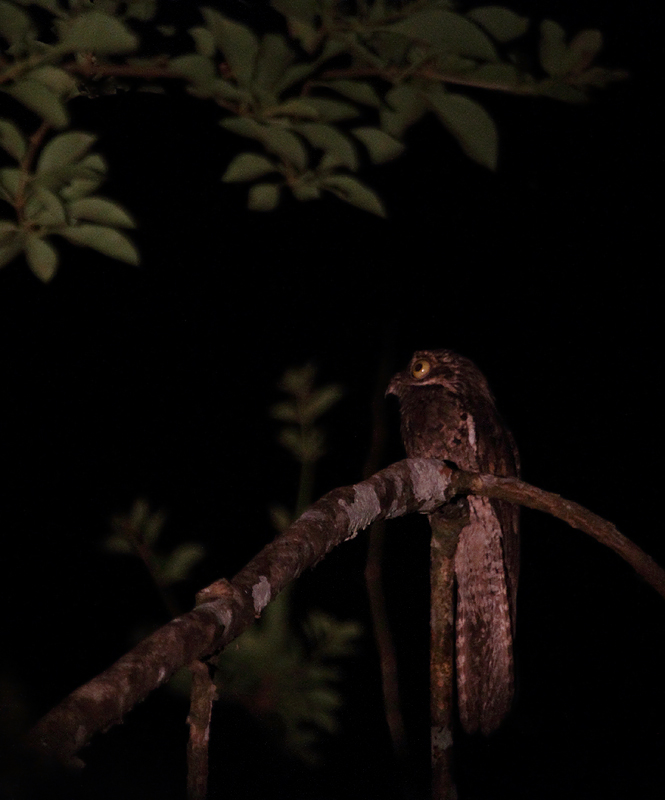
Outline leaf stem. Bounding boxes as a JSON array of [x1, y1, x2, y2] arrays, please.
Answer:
[[15, 120, 50, 224]]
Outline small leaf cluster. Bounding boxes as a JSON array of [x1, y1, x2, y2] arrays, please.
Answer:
[[216, 363, 359, 763], [105, 498, 205, 589], [0, 122, 138, 280], [0, 2, 141, 128], [270, 362, 344, 526], [271, 362, 344, 467]]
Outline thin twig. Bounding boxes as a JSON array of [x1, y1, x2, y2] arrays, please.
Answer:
[[15, 121, 50, 222], [454, 472, 665, 600], [363, 352, 410, 779], [318, 64, 541, 96], [186, 661, 217, 800]]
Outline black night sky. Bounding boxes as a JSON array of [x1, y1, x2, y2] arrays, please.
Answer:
[[1, 1, 664, 798]]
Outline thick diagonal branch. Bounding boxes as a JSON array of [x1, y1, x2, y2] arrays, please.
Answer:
[[27, 459, 454, 767], [26, 459, 665, 768]]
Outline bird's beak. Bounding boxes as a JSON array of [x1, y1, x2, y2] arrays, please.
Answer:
[[385, 375, 400, 398]]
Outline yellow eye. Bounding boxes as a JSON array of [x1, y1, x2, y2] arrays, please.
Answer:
[[411, 358, 431, 379]]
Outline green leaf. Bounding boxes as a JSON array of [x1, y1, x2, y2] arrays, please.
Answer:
[[370, 29, 412, 65], [220, 116, 266, 140], [301, 385, 344, 422], [58, 224, 140, 265], [269, 505, 293, 533], [261, 127, 308, 171], [58, 11, 138, 55], [201, 7, 259, 86], [37, 132, 97, 175], [142, 507, 167, 547], [381, 83, 427, 138], [539, 20, 575, 78], [248, 183, 280, 211], [12, 0, 60, 13], [102, 533, 134, 554], [289, 177, 321, 203], [270, 400, 299, 422], [126, 0, 157, 22], [426, 87, 498, 170], [0, 0, 33, 45], [126, 498, 150, 530], [267, 98, 320, 119], [59, 153, 107, 200], [0, 120, 27, 162], [5, 80, 69, 128], [222, 152, 279, 182], [320, 174, 386, 217], [24, 187, 66, 225], [0, 235, 24, 269], [34, 163, 102, 193], [207, 79, 249, 103], [568, 29, 603, 69], [271, 0, 319, 22], [466, 6, 529, 44], [284, 17, 320, 54], [67, 197, 135, 228], [278, 363, 316, 395], [224, 118, 306, 167], [352, 127, 404, 164], [379, 9, 497, 61], [254, 33, 295, 90], [24, 234, 58, 282], [278, 426, 324, 462], [322, 80, 382, 108], [0, 219, 18, 243], [295, 123, 358, 170], [160, 543, 206, 586], [29, 66, 79, 100], [189, 25, 216, 57], [0, 167, 21, 202], [274, 61, 320, 95], [169, 54, 216, 86]]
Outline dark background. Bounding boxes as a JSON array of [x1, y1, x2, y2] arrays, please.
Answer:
[[1, 0, 663, 798]]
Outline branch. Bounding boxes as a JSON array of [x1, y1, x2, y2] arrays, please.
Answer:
[[186, 660, 217, 800], [26, 459, 665, 768], [319, 64, 542, 96], [453, 471, 665, 601], [26, 459, 456, 768], [64, 57, 175, 82]]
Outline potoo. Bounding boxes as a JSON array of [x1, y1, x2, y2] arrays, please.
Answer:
[[387, 349, 519, 735]]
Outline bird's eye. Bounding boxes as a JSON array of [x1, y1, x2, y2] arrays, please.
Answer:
[[411, 359, 431, 379]]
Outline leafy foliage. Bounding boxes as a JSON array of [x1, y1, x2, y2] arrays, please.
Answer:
[[215, 599, 362, 763], [215, 364, 360, 763], [100, 366, 358, 763], [105, 498, 206, 591], [0, 123, 138, 279], [1, 0, 625, 279]]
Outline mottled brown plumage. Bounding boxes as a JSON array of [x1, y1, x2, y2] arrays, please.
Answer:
[[387, 349, 519, 735]]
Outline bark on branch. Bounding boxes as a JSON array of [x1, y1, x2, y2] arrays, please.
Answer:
[[27, 459, 665, 768]]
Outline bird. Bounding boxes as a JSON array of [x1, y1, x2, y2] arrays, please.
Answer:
[[386, 349, 520, 735]]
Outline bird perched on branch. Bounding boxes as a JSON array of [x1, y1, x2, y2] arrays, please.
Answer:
[[387, 349, 519, 735]]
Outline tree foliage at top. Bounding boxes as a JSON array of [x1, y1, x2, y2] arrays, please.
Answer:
[[0, 0, 625, 280]]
